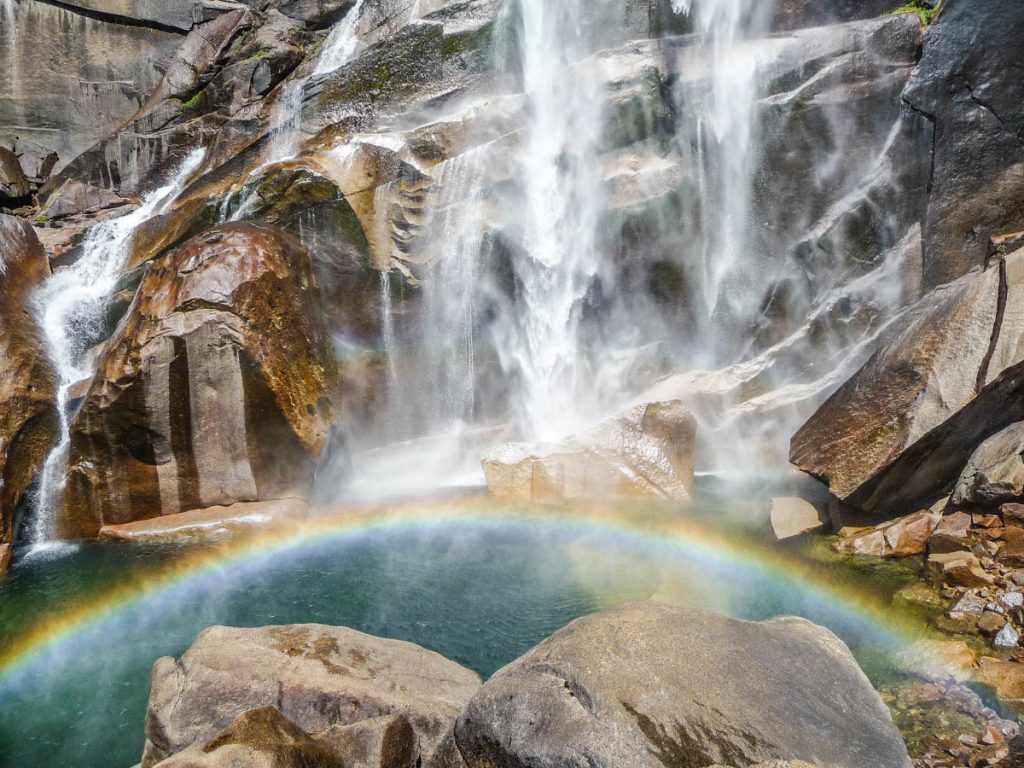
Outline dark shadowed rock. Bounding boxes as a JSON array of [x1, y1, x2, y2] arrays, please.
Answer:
[[314, 714, 416, 768], [791, 247, 1024, 515], [952, 421, 1024, 506], [141, 624, 481, 767], [903, 0, 1024, 287], [57, 223, 338, 538], [0, 215, 59, 571], [433, 601, 911, 768], [0, 147, 31, 203]]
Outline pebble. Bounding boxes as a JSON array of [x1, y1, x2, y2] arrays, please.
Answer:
[[952, 593, 987, 616], [1001, 591, 1023, 608], [994, 623, 1020, 648]]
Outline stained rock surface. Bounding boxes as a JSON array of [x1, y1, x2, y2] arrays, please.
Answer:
[[432, 601, 911, 768], [0, 215, 58, 570], [141, 623, 482, 767], [57, 223, 338, 537]]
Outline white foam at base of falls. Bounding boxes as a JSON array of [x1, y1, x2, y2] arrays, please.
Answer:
[[29, 149, 206, 542]]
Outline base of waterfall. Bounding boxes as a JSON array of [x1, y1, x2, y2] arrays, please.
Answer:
[[481, 400, 696, 502], [139, 601, 911, 768]]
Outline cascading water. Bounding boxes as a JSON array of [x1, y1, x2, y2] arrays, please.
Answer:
[[30, 149, 205, 541]]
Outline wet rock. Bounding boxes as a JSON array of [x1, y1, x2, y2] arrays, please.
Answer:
[[995, 624, 1021, 649], [929, 552, 996, 589], [974, 660, 1024, 714], [437, 601, 912, 768], [792, 247, 1024, 516], [482, 401, 696, 502], [142, 624, 481, 767], [0, 215, 59, 569], [0, 147, 31, 204], [952, 422, 1024, 506], [277, 0, 354, 29], [833, 511, 939, 557], [57, 224, 338, 538], [903, 0, 1024, 287], [152, 706, 344, 768], [98, 498, 307, 543], [769, 497, 826, 540], [894, 639, 976, 683], [39, 180, 129, 220]]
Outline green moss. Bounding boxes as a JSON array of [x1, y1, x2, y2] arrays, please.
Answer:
[[889, 0, 941, 25], [178, 90, 204, 113], [33, 214, 49, 223]]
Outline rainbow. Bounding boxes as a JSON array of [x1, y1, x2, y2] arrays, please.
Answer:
[[0, 499, 935, 688]]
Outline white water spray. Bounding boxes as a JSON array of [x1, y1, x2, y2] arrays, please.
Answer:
[[30, 149, 205, 541]]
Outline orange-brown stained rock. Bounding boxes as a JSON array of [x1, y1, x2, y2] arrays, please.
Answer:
[[0, 215, 59, 562], [57, 223, 338, 538]]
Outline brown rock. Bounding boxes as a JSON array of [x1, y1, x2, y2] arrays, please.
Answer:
[[929, 552, 996, 588], [978, 611, 1007, 637], [0, 215, 59, 556], [0, 147, 31, 202], [0, 543, 10, 578], [57, 224, 338, 538], [1000, 527, 1024, 568], [770, 497, 826, 540], [974, 514, 1003, 529], [314, 715, 416, 768], [974, 659, 1024, 714], [893, 639, 976, 682], [152, 706, 343, 768], [482, 400, 696, 502], [930, 511, 974, 554], [141, 624, 481, 767], [98, 498, 307, 543], [1003, 503, 1024, 528], [834, 511, 939, 557]]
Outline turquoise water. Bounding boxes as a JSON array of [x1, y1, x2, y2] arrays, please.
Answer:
[[0, 509, 920, 768]]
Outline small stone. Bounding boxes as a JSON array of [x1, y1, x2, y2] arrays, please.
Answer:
[[998, 526, 1024, 567], [974, 514, 1004, 529], [985, 603, 1006, 614], [979, 611, 1006, 636], [981, 725, 1005, 745], [1011, 571, 1024, 586], [995, 623, 1020, 648], [959, 733, 978, 745], [1002, 591, 1024, 608], [1002, 503, 1024, 528], [930, 551, 996, 588], [952, 593, 988, 617]]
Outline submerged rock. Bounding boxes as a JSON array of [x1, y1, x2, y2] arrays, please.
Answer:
[[433, 601, 911, 768], [0, 215, 59, 568], [792, 247, 1024, 516], [57, 223, 338, 538], [141, 624, 481, 767], [481, 401, 696, 501]]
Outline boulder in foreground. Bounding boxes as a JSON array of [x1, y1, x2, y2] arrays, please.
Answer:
[[433, 600, 911, 768], [482, 401, 696, 501], [141, 624, 481, 767]]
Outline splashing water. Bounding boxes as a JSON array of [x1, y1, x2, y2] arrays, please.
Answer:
[[30, 149, 206, 541], [314, 0, 366, 76]]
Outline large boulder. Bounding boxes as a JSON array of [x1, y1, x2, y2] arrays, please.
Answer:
[[433, 601, 911, 768], [0, 147, 31, 204], [0, 215, 59, 569], [903, 0, 1024, 287], [141, 624, 482, 767], [482, 400, 696, 501], [952, 421, 1024, 506], [57, 223, 338, 538], [791, 247, 1024, 515]]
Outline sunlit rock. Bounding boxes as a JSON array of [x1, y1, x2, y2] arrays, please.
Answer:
[[893, 639, 976, 683], [57, 223, 338, 538], [928, 552, 995, 589], [952, 421, 1024, 506], [141, 624, 481, 767], [481, 401, 696, 502], [432, 601, 912, 768], [833, 511, 940, 558], [0, 215, 59, 570], [769, 497, 826, 540], [792, 247, 1024, 516], [97, 498, 307, 543]]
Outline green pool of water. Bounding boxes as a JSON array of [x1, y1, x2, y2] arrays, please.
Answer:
[[0, 499, 927, 768]]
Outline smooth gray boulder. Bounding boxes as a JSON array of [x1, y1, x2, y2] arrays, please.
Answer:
[[903, 0, 1024, 287], [952, 421, 1024, 506], [792, 247, 1024, 515], [141, 624, 481, 767], [432, 601, 911, 768]]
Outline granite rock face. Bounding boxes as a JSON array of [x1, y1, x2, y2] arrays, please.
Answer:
[[57, 223, 338, 537], [141, 623, 482, 767], [903, 0, 1024, 287], [433, 601, 911, 768], [791, 248, 1024, 515], [0, 215, 59, 569]]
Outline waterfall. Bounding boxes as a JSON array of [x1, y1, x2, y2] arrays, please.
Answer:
[[30, 149, 206, 542], [501, 0, 607, 442], [313, 0, 366, 76]]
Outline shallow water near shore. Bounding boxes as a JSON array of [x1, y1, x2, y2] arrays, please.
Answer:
[[0, 483, 933, 768]]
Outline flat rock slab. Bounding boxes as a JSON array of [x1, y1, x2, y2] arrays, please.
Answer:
[[98, 498, 308, 542], [435, 601, 911, 768]]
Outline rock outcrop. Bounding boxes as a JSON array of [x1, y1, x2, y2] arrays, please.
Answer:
[[791, 247, 1024, 515], [482, 400, 696, 501], [952, 422, 1024, 507], [141, 623, 482, 766], [433, 601, 911, 768], [0, 215, 59, 570], [57, 223, 338, 538], [903, 0, 1024, 287]]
